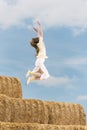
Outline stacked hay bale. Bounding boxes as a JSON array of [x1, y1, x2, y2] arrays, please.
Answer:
[[0, 76, 22, 98], [0, 95, 86, 125], [0, 76, 86, 130]]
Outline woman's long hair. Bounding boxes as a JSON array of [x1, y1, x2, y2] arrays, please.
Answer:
[[30, 37, 39, 56]]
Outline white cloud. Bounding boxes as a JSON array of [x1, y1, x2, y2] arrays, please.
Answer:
[[64, 57, 87, 76], [0, 0, 87, 30], [77, 95, 87, 101], [65, 57, 87, 68], [72, 27, 86, 36], [36, 75, 76, 88]]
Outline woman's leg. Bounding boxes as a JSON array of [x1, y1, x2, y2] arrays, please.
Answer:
[[34, 58, 50, 80], [33, 71, 41, 78], [38, 63, 50, 80], [26, 58, 50, 84], [26, 69, 42, 85], [26, 58, 40, 77]]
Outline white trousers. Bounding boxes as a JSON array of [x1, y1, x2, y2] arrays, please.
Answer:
[[32, 58, 50, 80]]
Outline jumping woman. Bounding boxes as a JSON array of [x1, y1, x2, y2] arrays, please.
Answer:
[[26, 21, 50, 85]]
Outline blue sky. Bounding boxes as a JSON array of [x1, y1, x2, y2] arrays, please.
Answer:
[[0, 0, 87, 116]]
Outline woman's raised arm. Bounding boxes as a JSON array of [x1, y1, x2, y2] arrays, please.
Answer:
[[32, 21, 43, 38]]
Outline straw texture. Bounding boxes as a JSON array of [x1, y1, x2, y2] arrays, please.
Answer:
[[0, 76, 22, 98], [0, 95, 12, 122], [0, 95, 86, 125], [0, 122, 87, 130]]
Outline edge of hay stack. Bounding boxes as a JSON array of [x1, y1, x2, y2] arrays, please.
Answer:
[[0, 122, 87, 130]]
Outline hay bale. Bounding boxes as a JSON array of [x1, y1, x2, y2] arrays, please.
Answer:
[[0, 122, 87, 130], [0, 95, 12, 122], [0, 95, 86, 125], [0, 76, 22, 98], [11, 99, 86, 125], [11, 98, 49, 123], [45, 101, 86, 125]]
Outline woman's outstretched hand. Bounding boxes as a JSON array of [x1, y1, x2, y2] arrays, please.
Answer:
[[37, 20, 41, 26], [33, 27, 38, 32], [32, 20, 43, 37]]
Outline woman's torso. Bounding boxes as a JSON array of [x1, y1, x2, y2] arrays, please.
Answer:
[[36, 37, 48, 59]]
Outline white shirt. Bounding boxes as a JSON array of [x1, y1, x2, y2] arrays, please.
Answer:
[[36, 36, 48, 59]]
